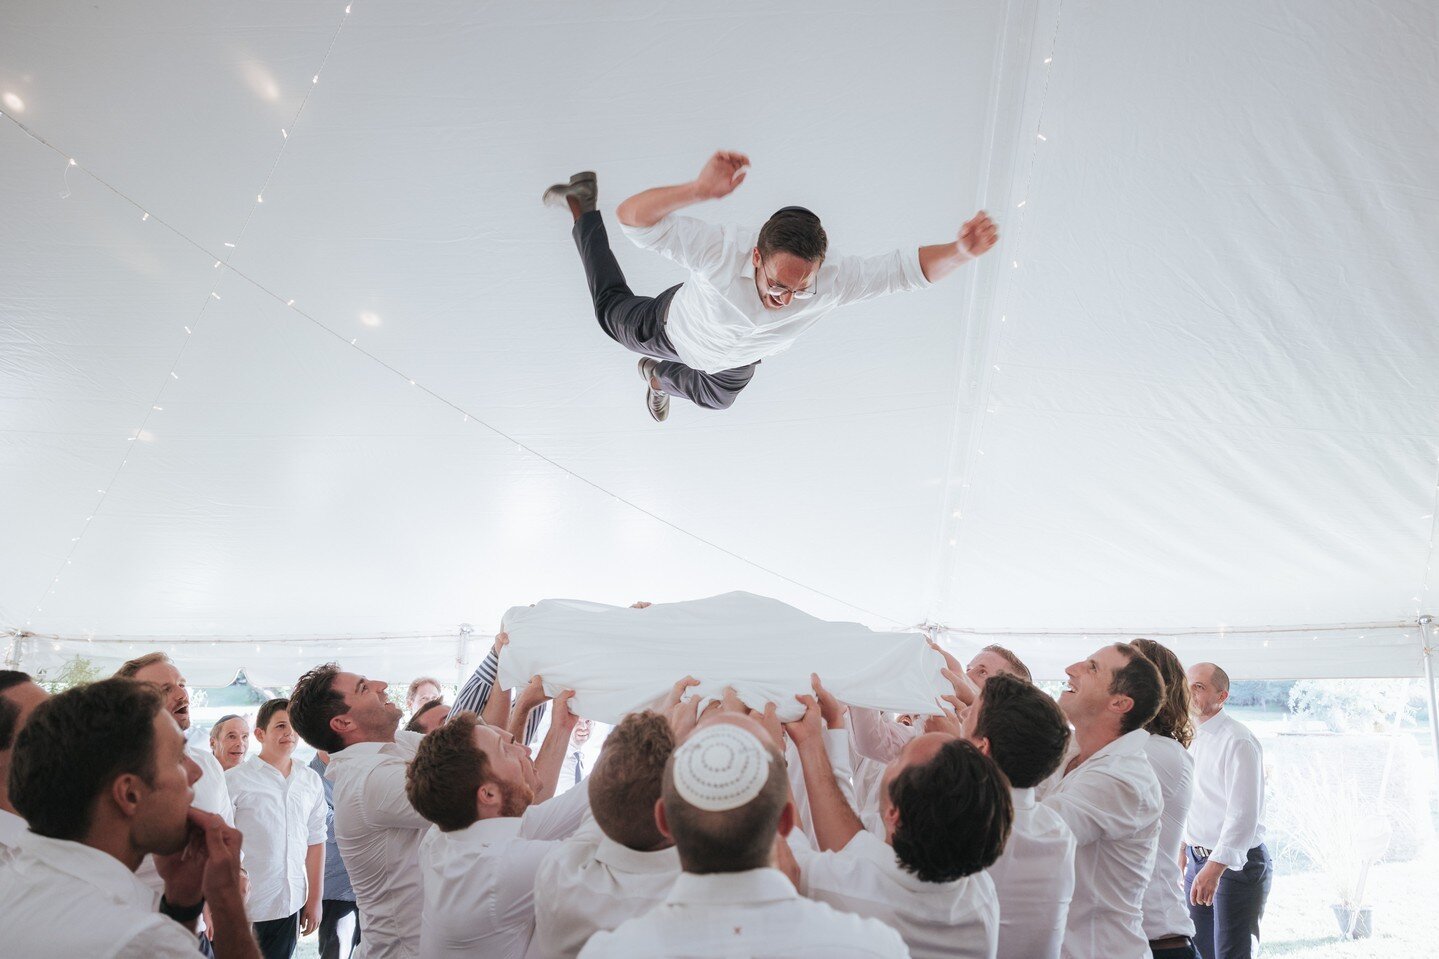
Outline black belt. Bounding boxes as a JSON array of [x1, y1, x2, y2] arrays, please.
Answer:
[[1149, 935, 1193, 950], [1189, 844, 1212, 858]]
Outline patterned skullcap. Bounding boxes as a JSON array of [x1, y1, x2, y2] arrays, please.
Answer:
[[671, 723, 772, 812]]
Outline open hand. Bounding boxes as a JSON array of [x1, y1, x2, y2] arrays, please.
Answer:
[[695, 151, 750, 200], [551, 689, 579, 735], [959, 211, 998, 258]]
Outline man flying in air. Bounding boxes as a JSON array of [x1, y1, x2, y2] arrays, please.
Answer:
[[544, 152, 998, 421]]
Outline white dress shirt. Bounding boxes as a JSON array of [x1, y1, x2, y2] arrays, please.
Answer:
[[326, 731, 428, 959], [796, 829, 998, 959], [528, 811, 681, 959], [579, 867, 911, 958], [0, 830, 200, 958], [986, 786, 1076, 959], [1142, 734, 1197, 939], [1039, 729, 1162, 959], [418, 780, 591, 959], [1184, 709, 1266, 870], [226, 755, 328, 921], [621, 214, 933, 373], [0, 807, 27, 853], [848, 708, 923, 765]]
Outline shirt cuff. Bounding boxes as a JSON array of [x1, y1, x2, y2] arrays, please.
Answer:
[[1210, 844, 1247, 870], [902, 246, 933, 290]]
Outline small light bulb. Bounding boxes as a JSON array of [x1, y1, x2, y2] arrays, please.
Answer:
[[184, 326, 192, 334], [224, 242, 235, 248], [171, 371, 179, 379], [141, 212, 150, 221], [211, 292, 220, 299], [68, 158, 76, 166], [257, 194, 264, 203], [1037, 133, 1047, 141], [1017, 200, 1026, 208]]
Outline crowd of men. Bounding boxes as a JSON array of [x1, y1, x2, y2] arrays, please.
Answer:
[[0, 624, 1270, 959]]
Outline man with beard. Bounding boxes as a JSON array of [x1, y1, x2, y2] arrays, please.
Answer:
[[404, 697, 589, 959], [117, 652, 238, 953], [1039, 644, 1165, 959], [0, 678, 258, 958], [288, 664, 426, 959]]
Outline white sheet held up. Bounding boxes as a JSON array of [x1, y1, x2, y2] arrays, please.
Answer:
[[496, 592, 948, 723]]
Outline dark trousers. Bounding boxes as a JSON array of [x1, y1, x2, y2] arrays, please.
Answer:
[[1185, 844, 1272, 959], [318, 899, 362, 959], [572, 210, 758, 410], [253, 911, 300, 959], [1152, 942, 1202, 959]]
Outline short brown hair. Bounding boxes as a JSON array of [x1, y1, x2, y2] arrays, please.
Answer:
[[983, 644, 1032, 683], [591, 712, 675, 851], [257, 698, 290, 731], [12, 679, 164, 840], [971, 673, 1069, 788], [0, 670, 34, 751], [1130, 639, 1194, 747], [1109, 644, 1164, 735], [661, 729, 788, 874], [757, 206, 827, 262], [289, 663, 348, 753], [114, 651, 171, 679], [406, 711, 491, 832]]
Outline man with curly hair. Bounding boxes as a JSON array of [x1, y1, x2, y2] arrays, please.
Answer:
[[782, 678, 1011, 959]]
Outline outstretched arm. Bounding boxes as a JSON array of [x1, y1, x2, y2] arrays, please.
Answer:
[[918, 211, 999, 282], [617, 151, 750, 227]]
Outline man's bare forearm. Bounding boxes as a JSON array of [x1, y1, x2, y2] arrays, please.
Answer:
[[918, 241, 973, 283], [617, 182, 707, 228], [531, 724, 571, 803], [795, 738, 863, 852]]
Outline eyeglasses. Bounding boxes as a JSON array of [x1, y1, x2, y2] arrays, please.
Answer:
[[759, 260, 818, 300]]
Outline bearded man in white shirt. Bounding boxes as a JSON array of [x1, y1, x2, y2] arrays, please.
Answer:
[[1182, 662, 1270, 959], [962, 672, 1076, 959], [404, 696, 588, 959], [0, 670, 48, 853], [1040, 643, 1165, 959], [541, 152, 998, 421], [783, 681, 1009, 959], [288, 663, 426, 959], [116, 651, 238, 952], [531, 710, 683, 959], [226, 697, 327, 959], [581, 710, 909, 959], [0, 678, 259, 958]]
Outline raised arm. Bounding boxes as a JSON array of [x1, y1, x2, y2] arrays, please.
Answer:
[[786, 691, 863, 852], [616, 151, 750, 227], [532, 689, 580, 804], [918, 210, 999, 283]]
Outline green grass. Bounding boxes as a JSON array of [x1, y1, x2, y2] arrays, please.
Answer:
[[1261, 851, 1439, 957]]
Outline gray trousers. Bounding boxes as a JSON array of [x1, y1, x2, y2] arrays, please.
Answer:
[[572, 211, 757, 410]]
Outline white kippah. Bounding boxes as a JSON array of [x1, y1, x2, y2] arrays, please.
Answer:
[[671, 723, 772, 812]]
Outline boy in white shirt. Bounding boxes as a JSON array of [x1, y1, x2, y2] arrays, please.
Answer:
[[531, 710, 682, 959], [226, 698, 327, 959], [784, 678, 1008, 959]]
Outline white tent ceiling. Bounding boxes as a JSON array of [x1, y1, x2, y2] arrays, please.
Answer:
[[3, 0, 1436, 684]]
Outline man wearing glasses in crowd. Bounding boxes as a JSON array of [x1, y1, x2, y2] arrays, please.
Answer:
[[544, 151, 998, 421]]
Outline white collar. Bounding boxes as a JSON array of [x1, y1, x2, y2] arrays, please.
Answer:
[[1010, 786, 1036, 811], [665, 867, 798, 906], [0, 808, 28, 847], [593, 835, 680, 874], [443, 815, 523, 845], [13, 831, 158, 909]]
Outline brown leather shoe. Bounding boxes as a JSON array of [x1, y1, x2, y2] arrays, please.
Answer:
[[638, 358, 669, 422], [542, 171, 598, 214]]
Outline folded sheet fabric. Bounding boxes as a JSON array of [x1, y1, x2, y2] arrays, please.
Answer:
[[496, 591, 949, 723]]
